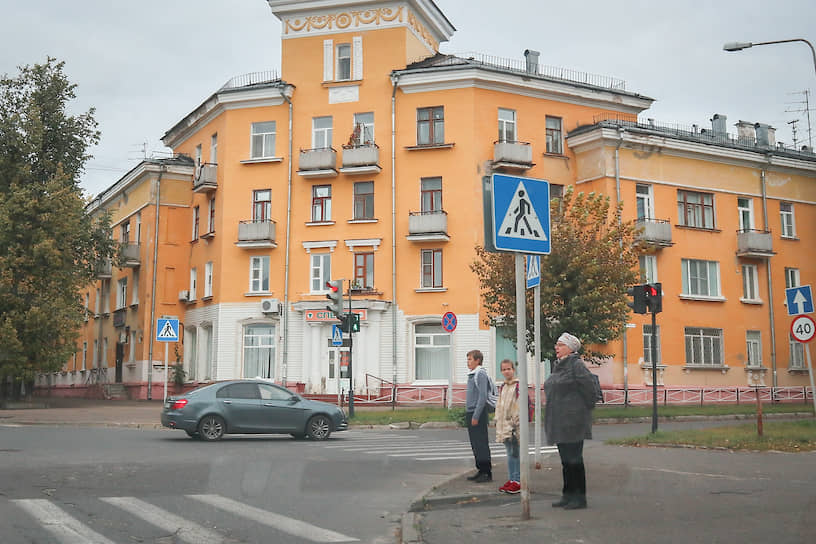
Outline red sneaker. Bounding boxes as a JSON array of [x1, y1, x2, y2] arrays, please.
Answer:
[[505, 481, 521, 494], [498, 480, 512, 493]]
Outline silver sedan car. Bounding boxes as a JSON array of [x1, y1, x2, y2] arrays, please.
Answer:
[[161, 379, 348, 441]]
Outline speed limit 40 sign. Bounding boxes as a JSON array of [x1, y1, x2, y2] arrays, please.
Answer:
[[791, 315, 816, 343]]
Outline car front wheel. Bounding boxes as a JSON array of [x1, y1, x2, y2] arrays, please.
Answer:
[[198, 415, 226, 441], [306, 415, 332, 440]]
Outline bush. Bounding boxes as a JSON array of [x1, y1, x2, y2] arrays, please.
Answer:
[[171, 364, 186, 387]]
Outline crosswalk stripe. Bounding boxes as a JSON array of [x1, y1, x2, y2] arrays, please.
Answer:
[[189, 494, 358, 543], [416, 447, 558, 461], [100, 496, 224, 544], [11, 499, 116, 544]]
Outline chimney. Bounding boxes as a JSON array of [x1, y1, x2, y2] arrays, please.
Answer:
[[523, 49, 540, 75], [711, 114, 727, 136], [755, 123, 774, 148], [736, 120, 755, 145]]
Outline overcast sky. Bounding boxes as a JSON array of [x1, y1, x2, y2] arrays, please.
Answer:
[[2, 0, 814, 198]]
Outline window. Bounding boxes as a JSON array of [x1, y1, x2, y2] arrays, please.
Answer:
[[185, 328, 197, 381], [81, 342, 87, 371], [785, 267, 800, 288], [102, 337, 108, 365], [353, 253, 374, 289], [249, 256, 269, 293], [682, 259, 720, 297], [643, 324, 661, 365], [131, 271, 139, 305], [244, 324, 275, 379], [251, 121, 276, 159], [421, 249, 443, 288], [135, 212, 141, 242], [737, 197, 753, 231], [204, 261, 213, 298], [741, 264, 759, 301], [192, 206, 200, 241], [545, 116, 563, 154], [253, 190, 272, 222], [636, 184, 654, 220], [310, 253, 331, 293], [210, 133, 218, 164], [498, 108, 516, 142], [352, 112, 374, 145], [780, 202, 796, 238], [195, 144, 202, 166], [207, 197, 216, 234], [84, 292, 90, 311], [639, 255, 658, 284], [312, 185, 332, 222], [417, 107, 444, 145], [421, 177, 442, 213], [336, 43, 351, 80], [116, 278, 127, 310], [94, 287, 101, 314], [353, 181, 374, 219], [677, 190, 714, 229], [217, 382, 261, 399], [120, 221, 130, 243], [684, 327, 723, 367], [746, 331, 762, 368], [789, 336, 805, 369], [312, 116, 333, 149], [415, 323, 450, 380], [92, 339, 98, 366], [189, 268, 197, 301], [259, 383, 293, 401]]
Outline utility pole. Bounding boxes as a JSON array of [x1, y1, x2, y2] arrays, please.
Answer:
[[787, 119, 800, 149]]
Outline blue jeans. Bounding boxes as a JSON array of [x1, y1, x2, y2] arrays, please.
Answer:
[[504, 439, 520, 482]]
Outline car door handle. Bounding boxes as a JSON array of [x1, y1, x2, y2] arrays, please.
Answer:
[[222, 400, 232, 404], [263, 403, 275, 406]]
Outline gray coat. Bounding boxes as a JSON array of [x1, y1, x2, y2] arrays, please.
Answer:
[[544, 353, 595, 444]]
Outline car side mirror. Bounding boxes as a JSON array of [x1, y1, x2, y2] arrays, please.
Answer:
[[288, 395, 300, 404]]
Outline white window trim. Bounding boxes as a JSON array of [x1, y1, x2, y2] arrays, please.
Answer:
[[248, 256, 270, 294], [204, 261, 213, 298], [681, 259, 721, 298], [498, 108, 516, 142], [344, 238, 382, 251], [309, 253, 332, 294], [746, 331, 762, 368], [189, 268, 197, 301], [640, 254, 658, 284], [636, 183, 655, 220], [780, 202, 796, 238], [250, 121, 276, 159], [737, 197, 754, 231], [740, 264, 761, 303], [410, 318, 452, 383]]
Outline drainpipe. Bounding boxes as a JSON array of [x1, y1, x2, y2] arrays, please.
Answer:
[[761, 162, 777, 387], [281, 84, 294, 389], [390, 74, 399, 396], [615, 127, 629, 404], [146, 162, 166, 400]]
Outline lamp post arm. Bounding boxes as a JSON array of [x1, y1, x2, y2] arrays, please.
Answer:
[[752, 38, 816, 76]]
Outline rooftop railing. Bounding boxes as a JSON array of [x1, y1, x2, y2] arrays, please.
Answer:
[[220, 71, 281, 91]]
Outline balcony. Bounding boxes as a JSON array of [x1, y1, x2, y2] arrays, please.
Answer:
[[492, 141, 534, 170], [95, 259, 112, 279], [236, 219, 277, 248], [113, 308, 127, 328], [407, 210, 450, 242], [340, 143, 381, 175], [193, 163, 218, 193], [297, 148, 337, 178], [737, 229, 774, 258], [119, 243, 141, 267], [635, 218, 673, 248]]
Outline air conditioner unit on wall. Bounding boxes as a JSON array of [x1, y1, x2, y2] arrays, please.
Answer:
[[261, 298, 281, 314], [178, 290, 189, 301]]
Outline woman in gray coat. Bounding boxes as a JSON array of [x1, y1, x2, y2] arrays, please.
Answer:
[[544, 332, 597, 509]]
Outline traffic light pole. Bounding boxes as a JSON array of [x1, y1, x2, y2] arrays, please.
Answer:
[[650, 308, 659, 433], [347, 281, 354, 418]]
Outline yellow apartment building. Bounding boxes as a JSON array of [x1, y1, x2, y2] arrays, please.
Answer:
[[48, 0, 815, 400]]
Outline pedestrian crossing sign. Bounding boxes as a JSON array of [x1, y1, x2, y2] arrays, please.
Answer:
[[156, 318, 179, 342], [331, 324, 343, 346], [526, 254, 541, 289], [490, 174, 551, 254]]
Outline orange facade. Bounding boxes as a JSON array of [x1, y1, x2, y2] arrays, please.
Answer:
[[51, 0, 815, 399]]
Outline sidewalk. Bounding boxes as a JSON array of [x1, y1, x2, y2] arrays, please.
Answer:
[[0, 397, 166, 429], [404, 441, 816, 544]]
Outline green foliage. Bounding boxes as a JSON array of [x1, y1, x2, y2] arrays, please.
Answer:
[[0, 58, 114, 395], [471, 186, 640, 362], [171, 364, 187, 387]]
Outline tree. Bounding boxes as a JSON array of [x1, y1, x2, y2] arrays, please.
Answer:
[[0, 58, 114, 399], [471, 186, 641, 362]]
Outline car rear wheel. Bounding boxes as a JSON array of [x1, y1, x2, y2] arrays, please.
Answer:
[[306, 414, 332, 440], [198, 415, 225, 441]]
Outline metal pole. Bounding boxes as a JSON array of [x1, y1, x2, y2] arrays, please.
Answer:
[[281, 88, 293, 390], [650, 309, 658, 433], [534, 282, 542, 469], [146, 165, 165, 400], [347, 280, 354, 419], [805, 344, 816, 416], [163, 342, 169, 403], [515, 255, 530, 520]]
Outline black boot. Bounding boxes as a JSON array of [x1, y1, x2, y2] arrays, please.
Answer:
[[563, 495, 587, 509], [551, 496, 570, 508], [466, 471, 483, 481]]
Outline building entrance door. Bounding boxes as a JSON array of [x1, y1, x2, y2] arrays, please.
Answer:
[[325, 338, 350, 395], [114, 342, 124, 383]]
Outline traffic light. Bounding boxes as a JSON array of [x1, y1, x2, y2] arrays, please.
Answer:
[[645, 282, 662, 314], [326, 279, 344, 318], [340, 313, 360, 333], [627, 284, 647, 314]]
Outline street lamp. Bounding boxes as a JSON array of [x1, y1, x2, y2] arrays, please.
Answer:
[[723, 39, 816, 76]]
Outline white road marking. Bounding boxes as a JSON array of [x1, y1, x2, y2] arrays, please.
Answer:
[[100, 496, 225, 544], [11, 499, 115, 544], [189, 493, 359, 543]]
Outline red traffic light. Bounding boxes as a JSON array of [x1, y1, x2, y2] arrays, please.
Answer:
[[326, 281, 339, 293]]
